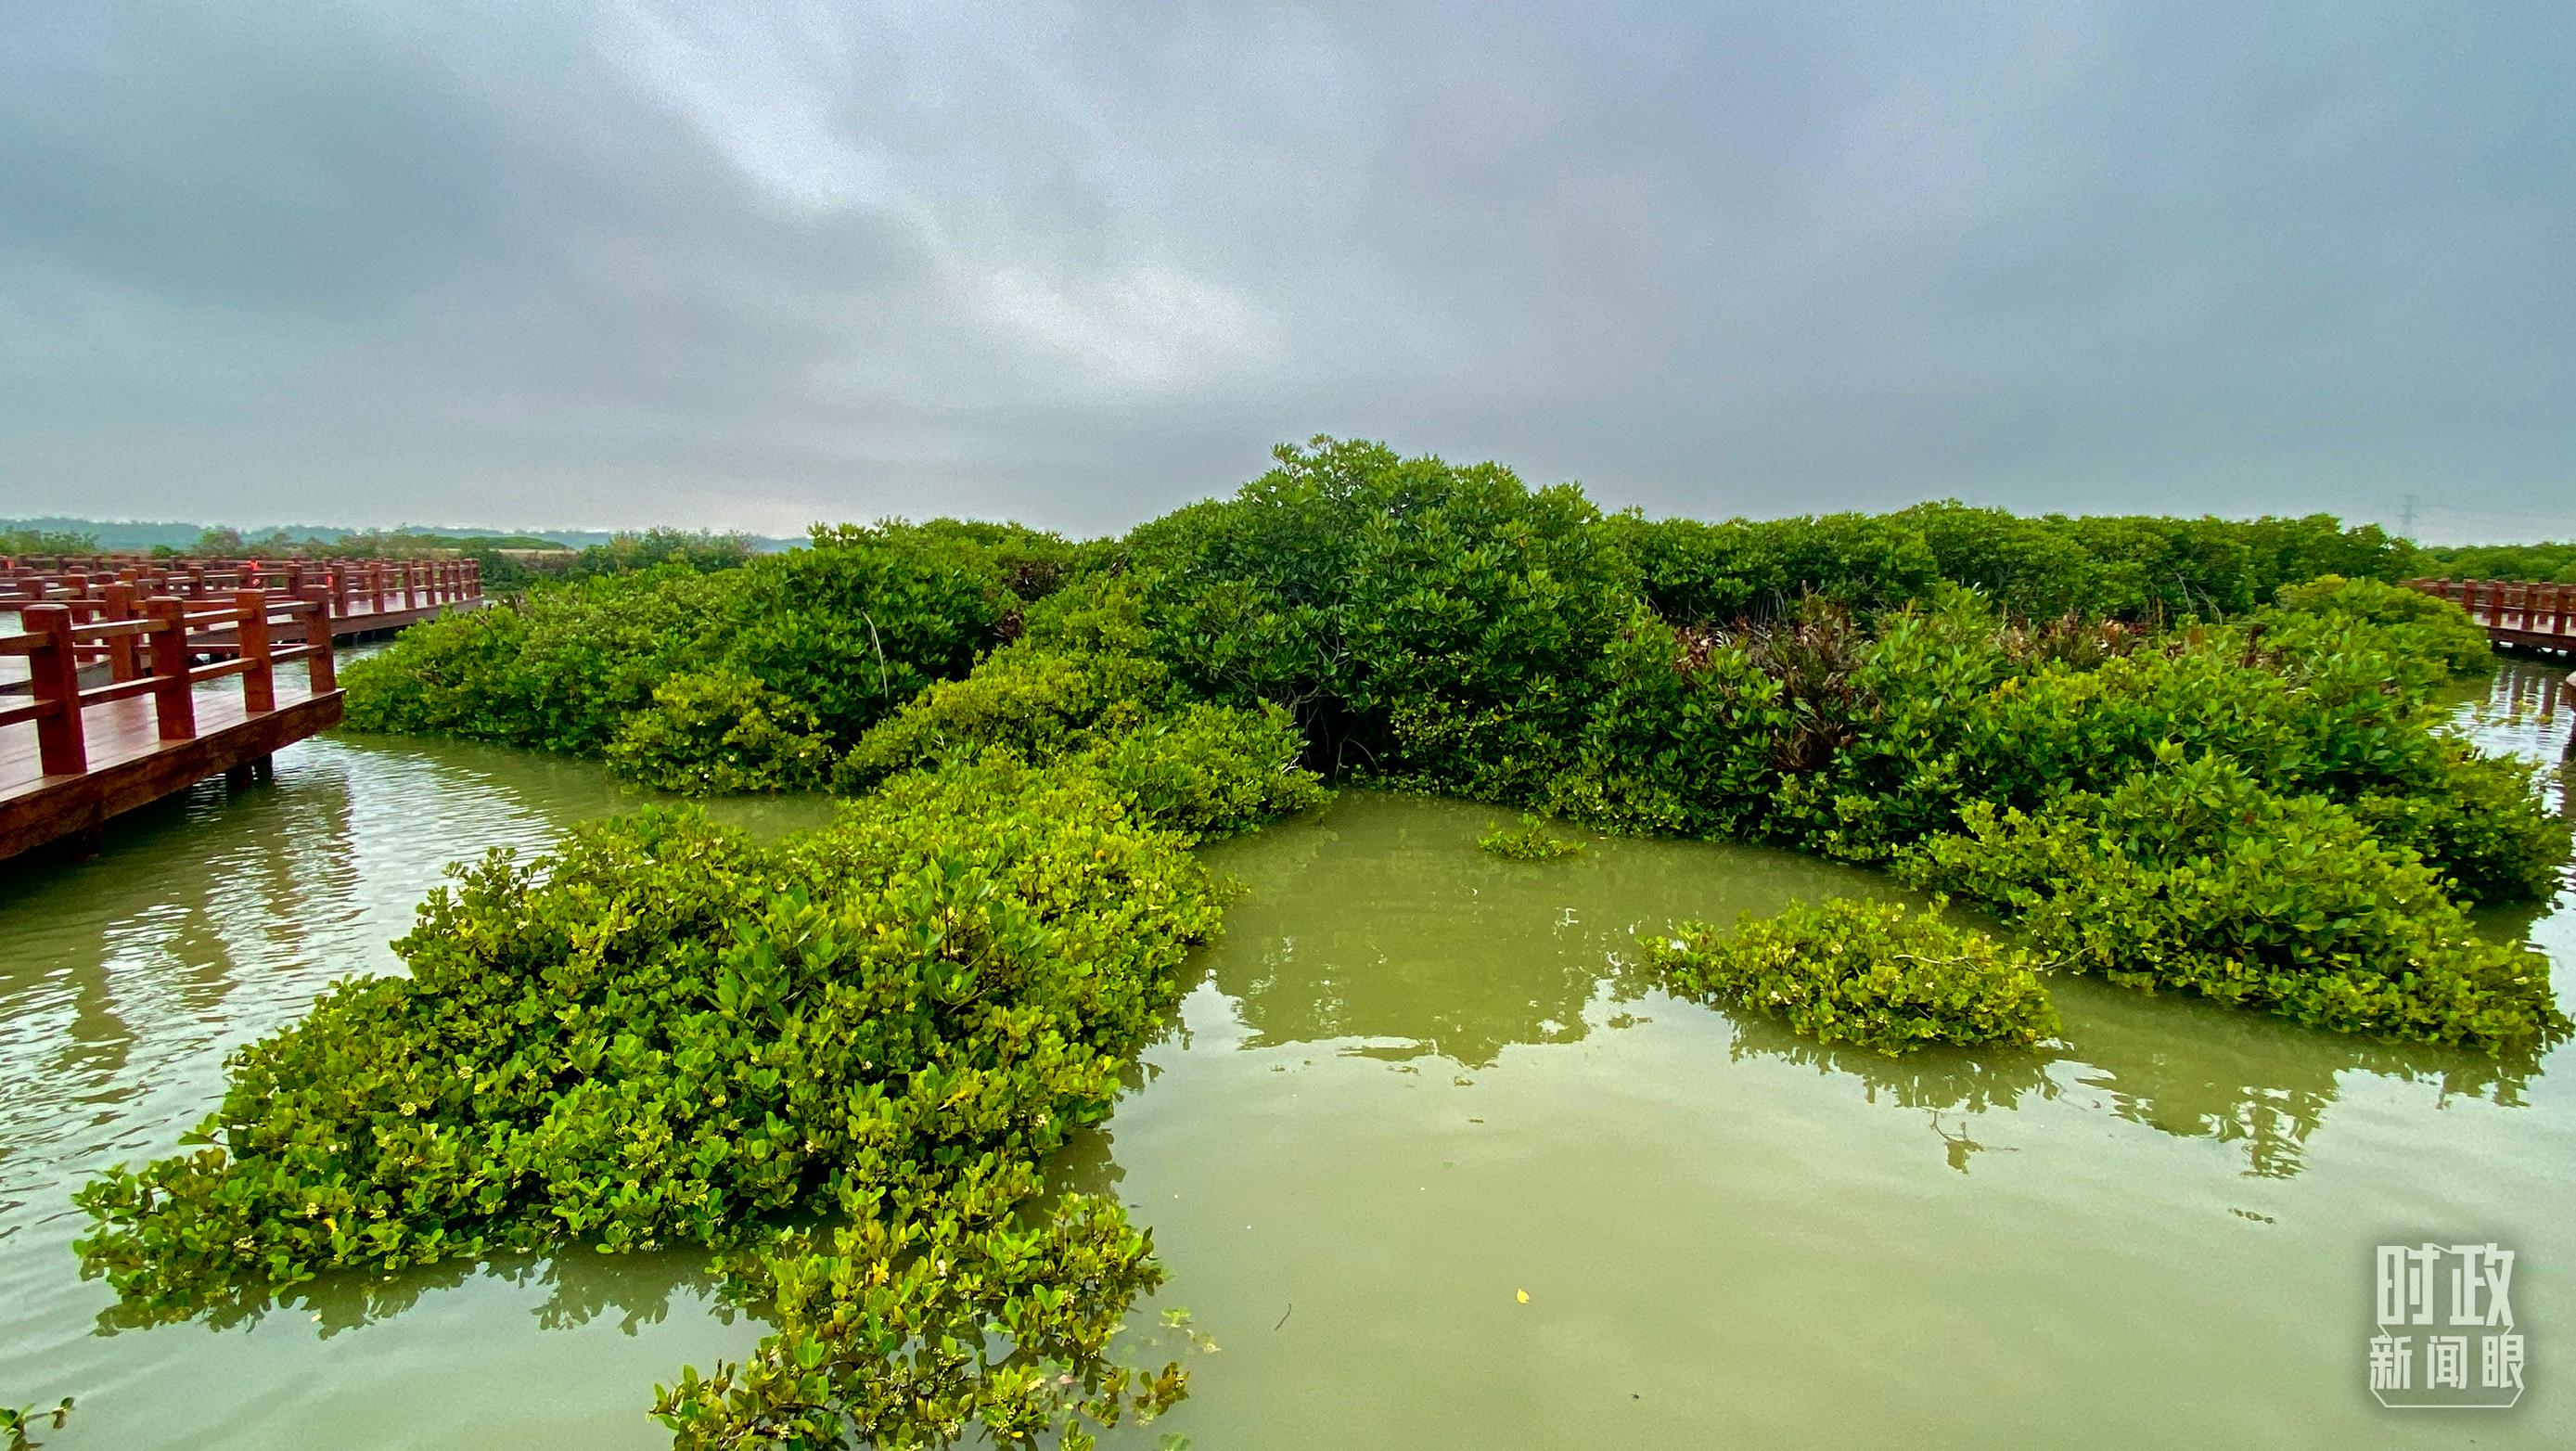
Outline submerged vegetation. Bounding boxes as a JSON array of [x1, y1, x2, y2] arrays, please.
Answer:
[[1646, 899, 2059, 1056], [1479, 814, 1588, 860], [84, 437, 2570, 1445]]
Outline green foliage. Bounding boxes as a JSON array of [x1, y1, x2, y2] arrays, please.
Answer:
[[0, 526, 96, 557], [1, 1399, 73, 1451], [1081, 702, 1329, 841], [344, 521, 1076, 789], [342, 564, 727, 756], [1599, 503, 2411, 626], [1478, 814, 1587, 860], [563, 528, 756, 580], [1645, 898, 2060, 1055], [1127, 436, 1638, 794], [2267, 573, 2493, 675], [74, 753, 1265, 1445], [1900, 751, 2567, 1050], [2412, 539, 2576, 585], [607, 668, 835, 794], [839, 581, 1327, 841]]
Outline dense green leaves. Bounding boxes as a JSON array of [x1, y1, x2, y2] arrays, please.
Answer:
[[1128, 436, 1637, 794], [838, 579, 1327, 841], [1601, 502, 2410, 625], [1646, 899, 2060, 1055], [609, 668, 835, 794], [73, 755, 1276, 1445], [2412, 539, 2576, 584], [1899, 751, 2566, 1049], [344, 521, 1080, 787], [1477, 814, 1587, 860]]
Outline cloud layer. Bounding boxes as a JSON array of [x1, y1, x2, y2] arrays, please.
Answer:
[[4, 2, 2570, 539]]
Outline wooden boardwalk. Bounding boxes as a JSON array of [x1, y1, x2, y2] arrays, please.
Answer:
[[0, 683, 341, 861], [0, 557, 481, 863], [2407, 578, 2576, 655]]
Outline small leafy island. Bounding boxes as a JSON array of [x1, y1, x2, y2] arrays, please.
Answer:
[[1479, 813, 1588, 860], [1646, 899, 2058, 1056], [76, 439, 2573, 1447]]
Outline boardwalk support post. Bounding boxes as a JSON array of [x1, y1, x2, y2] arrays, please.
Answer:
[[236, 589, 276, 714], [25, 603, 86, 777], [301, 586, 337, 693], [145, 597, 197, 741], [103, 582, 140, 681]]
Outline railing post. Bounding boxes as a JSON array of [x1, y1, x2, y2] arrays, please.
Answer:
[[235, 588, 276, 713], [301, 585, 337, 693], [147, 597, 196, 740], [468, 559, 481, 598], [368, 561, 385, 614], [25, 603, 86, 776], [102, 582, 140, 681]]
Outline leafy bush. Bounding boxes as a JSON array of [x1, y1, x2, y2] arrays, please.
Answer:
[[1082, 701, 1328, 840], [74, 754, 1271, 1442], [1598, 504, 2409, 627], [2268, 573, 2493, 675], [344, 521, 1078, 788], [2411, 540, 2576, 585], [839, 583, 1326, 841], [562, 528, 755, 580], [1899, 751, 2567, 1050], [1128, 436, 1638, 794], [1478, 814, 1587, 860], [606, 668, 834, 794], [341, 564, 724, 754], [1644, 898, 2059, 1055]]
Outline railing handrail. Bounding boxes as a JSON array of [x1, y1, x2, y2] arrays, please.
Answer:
[[4, 586, 342, 775], [2403, 577, 2575, 640], [0, 595, 326, 656]]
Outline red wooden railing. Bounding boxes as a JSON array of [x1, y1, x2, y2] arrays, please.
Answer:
[[2405, 578, 2576, 645], [0, 589, 338, 777], [2, 556, 482, 623]]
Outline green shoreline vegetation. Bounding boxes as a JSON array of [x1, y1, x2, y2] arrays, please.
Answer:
[[70, 439, 2573, 1447]]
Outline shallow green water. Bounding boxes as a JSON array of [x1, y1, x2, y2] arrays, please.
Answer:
[[4, 663, 2572, 1448]]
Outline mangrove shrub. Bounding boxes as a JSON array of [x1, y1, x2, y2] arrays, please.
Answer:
[[1645, 899, 2060, 1055]]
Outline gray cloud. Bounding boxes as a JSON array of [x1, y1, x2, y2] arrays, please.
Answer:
[[3, 1, 2570, 539]]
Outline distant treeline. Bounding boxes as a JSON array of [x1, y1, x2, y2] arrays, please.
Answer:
[[1601, 503, 2407, 624], [1, 521, 763, 591], [2411, 541, 2576, 584], [0, 516, 800, 557]]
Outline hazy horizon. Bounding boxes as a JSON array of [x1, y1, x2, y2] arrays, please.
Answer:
[[6, 5, 2571, 543]]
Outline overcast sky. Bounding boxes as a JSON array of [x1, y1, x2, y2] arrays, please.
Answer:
[[3, 3, 2570, 541]]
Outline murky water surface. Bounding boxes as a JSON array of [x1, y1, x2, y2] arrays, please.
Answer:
[[4, 662, 2572, 1448]]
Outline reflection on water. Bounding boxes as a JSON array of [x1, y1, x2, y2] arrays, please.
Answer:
[[1193, 793, 2544, 1182], [1089, 789, 2576, 1448], [1202, 795, 1908, 1069]]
